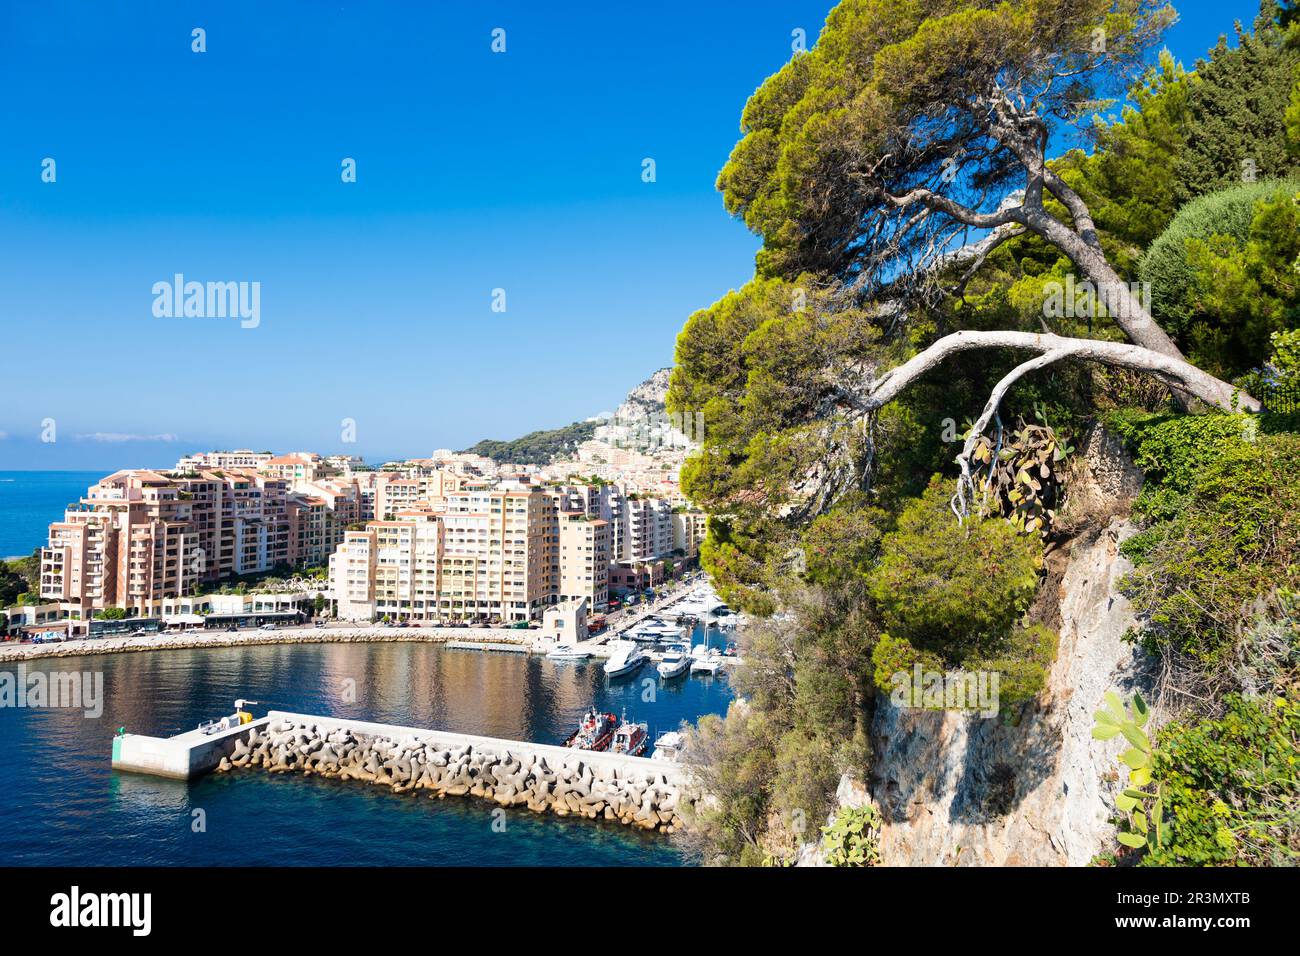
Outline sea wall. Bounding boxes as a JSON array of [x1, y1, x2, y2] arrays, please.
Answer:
[[0, 626, 533, 663], [217, 713, 690, 833]]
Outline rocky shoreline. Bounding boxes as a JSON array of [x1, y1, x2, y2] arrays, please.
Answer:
[[219, 718, 690, 834]]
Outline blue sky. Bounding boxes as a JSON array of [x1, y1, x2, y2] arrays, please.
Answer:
[[0, 0, 1263, 469]]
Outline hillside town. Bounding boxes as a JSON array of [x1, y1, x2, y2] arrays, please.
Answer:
[[3, 375, 710, 639]]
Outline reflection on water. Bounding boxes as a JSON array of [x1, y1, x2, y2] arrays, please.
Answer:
[[0, 635, 732, 866]]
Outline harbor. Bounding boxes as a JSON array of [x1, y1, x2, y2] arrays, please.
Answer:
[[1, 638, 731, 864]]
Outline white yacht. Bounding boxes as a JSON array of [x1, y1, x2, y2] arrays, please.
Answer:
[[690, 654, 723, 676], [546, 643, 593, 660], [603, 640, 649, 678], [651, 730, 687, 762], [656, 643, 691, 679]]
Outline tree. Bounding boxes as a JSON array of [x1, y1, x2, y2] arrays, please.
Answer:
[[1055, 51, 1192, 269], [1171, 2, 1300, 203], [718, 0, 1204, 363]]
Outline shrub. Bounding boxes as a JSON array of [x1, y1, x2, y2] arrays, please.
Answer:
[[870, 633, 945, 698], [1105, 410, 1258, 521], [869, 477, 1042, 658], [1120, 433, 1300, 663], [820, 805, 881, 867], [967, 623, 1060, 708], [1145, 694, 1300, 866], [1139, 178, 1299, 351]]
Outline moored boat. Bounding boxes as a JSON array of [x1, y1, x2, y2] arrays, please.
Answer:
[[651, 730, 686, 762], [603, 640, 649, 677], [563, 707, 618, 751], [609, 711, 648, 756], [546, 643, 592, 660], [656, 642, 690, 679], [690, 654, 723, 676]]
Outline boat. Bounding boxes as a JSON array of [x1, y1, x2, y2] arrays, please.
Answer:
[[608, 711, 648, 756], [546, 643, 592, 660], [656, 643, 691, 679], [632, 621, 685, 643], [603, 640, 649, 677], [651, 730, 686, 762], [563, 707, 618, 751], [690, 654, 723, 676]]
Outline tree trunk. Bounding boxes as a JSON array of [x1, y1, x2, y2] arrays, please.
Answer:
[[866, 330, 1260, 414], [1026, 209, 1183, 359]]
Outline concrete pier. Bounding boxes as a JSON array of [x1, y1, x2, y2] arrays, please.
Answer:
[[112, 717, 271, 780], [110, 711, 690, 832]]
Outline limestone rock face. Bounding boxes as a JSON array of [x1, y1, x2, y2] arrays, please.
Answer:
[[869, 516, 1152, 866]]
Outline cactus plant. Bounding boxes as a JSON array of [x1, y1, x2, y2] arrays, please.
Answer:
[[1092, 690, 1164, 852]]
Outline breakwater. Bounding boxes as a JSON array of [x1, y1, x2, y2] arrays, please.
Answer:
[[215, 712, 691, 834]]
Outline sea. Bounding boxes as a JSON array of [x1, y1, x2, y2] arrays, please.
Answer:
[[0, 470, 103, 559], [0, 640, 732, 866]]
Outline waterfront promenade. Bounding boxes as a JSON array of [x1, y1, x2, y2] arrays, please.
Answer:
[[0, 574, 722, 664]]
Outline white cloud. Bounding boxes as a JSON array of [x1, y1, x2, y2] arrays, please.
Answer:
[[74, 432, 181, 443]]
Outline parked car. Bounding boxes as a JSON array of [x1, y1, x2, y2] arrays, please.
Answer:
[[259, 623, 277, 631]]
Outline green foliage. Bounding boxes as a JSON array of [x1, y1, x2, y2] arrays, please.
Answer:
[[462, 420, 597, 465], [716, 0, 1171, 283], [967, 623, 1060, 708], [1120, 432, 1300, 663], [1105, 409, 1257, 520], [1139, 178, 1300, 373], [94, 607, 127, 620], [1183, 187, 1300, 378], [0, 561, 29, 608], [820, 805, 881, 867], [800, 495, 887, 585], [1146, 693, 1299, 865], [869, 478, 1042, 657], [870, 633, 945, 699], [1093, 691, 1164, 853], [1172, 8, 1300, 204]]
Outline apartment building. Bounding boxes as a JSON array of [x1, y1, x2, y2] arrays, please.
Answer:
[[374, 469, 466, 519], [672, 510, 707, 557], [621, 495, 674, 563], [260, 452, 330, 483], [175, 449, 273, 471], [330, 488, 576, 623], [557, 512, 610, 611], [40, 470, 199, 618], [38, 468, 331, 617], [439, 489, 557, 623]]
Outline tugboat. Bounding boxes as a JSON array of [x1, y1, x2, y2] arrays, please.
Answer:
[[563, 707, 619, 752], [608, 710, 648, 756]]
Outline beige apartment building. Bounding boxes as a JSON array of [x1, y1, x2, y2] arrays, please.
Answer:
[[557, 512, 610, 611], [330, 488, 604, 623], [41, 470, 200, 618], [672, 510, 707, 557], [40, 467, 360, 618]]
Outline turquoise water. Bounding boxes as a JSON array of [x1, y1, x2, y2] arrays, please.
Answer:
[[0, 470, 102, 559], [0, 639, 732, 866]]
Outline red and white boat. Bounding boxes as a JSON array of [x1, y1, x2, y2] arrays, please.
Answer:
[[608, 711, 648, 757], [563, 708, 618, 752]]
